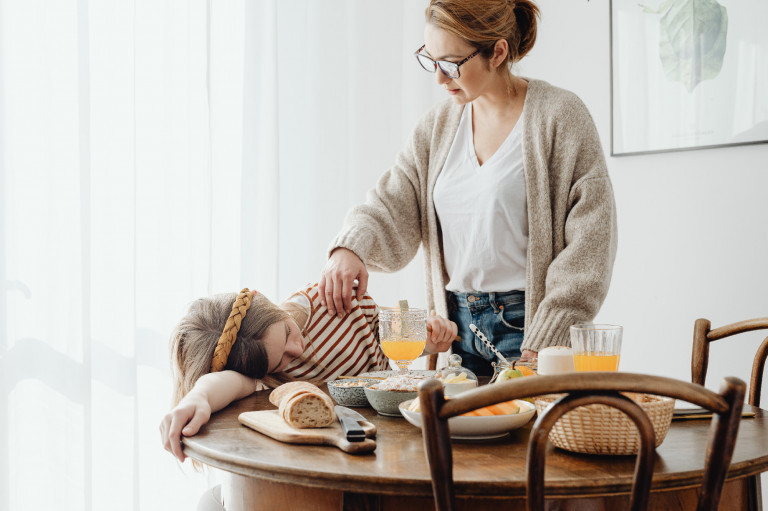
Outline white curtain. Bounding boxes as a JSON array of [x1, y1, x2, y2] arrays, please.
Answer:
[[0, 0, 439, 509]]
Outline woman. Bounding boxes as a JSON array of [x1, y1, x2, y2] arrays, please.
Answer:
[[320, 0, 617, 376], [160, 282, 455, 462]]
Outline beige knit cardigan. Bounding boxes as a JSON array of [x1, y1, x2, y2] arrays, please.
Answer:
[[330, 79, 618, 352]]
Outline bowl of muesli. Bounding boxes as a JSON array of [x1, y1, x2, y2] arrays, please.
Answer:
[[326, 378, 377, 407], [363, 374, 428, 417]]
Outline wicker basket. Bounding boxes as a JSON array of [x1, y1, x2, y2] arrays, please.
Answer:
[[533, 393, 675, 455]]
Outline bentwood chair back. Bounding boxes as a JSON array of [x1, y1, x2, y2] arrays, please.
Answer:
[[418, 373, 746, 511], [692, 317, 768, 407]]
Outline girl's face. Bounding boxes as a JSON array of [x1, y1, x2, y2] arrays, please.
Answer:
[[422, 24, 498, 105], [263, 318, 306, 373]]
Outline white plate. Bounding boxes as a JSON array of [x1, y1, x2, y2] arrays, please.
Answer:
[[399, 399, 536, 440]]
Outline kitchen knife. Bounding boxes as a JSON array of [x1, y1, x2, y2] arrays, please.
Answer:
[[335, 405, 367, 442]]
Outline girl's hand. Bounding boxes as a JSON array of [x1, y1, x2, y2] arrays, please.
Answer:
[[426, 311, 458, 354], [522, 349, 538, 359], [159, 395, 212, 463], [319, 248, 368, 317]]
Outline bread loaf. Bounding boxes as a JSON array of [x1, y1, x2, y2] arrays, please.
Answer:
[[279, 390, 335, 428], [269, 381, 321, 407], [269, 382, 335, 428]]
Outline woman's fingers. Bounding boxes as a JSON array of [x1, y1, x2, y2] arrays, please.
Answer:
[[320, 248, 368, 317], [322, 279, 336, 316], [355, 270, 368, 301], [318, 277, 328, 310], [426, 314, 457, 353]]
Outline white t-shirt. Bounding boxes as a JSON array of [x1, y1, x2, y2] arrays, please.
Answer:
[[433, 102, 528, 293]]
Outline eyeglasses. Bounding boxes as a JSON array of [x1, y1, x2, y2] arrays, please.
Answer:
[[414, 44, 480, 79]]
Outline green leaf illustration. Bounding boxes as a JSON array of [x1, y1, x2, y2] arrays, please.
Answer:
[[655, 0, 728, 92]]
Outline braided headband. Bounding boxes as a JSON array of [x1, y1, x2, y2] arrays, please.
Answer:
[[210, 288, 254, 372]]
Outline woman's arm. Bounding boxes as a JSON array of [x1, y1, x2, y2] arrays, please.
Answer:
[[321, 102, 462, 316], [160, 370, 259, 462]]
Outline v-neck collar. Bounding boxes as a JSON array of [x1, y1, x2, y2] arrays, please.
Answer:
[[466, 102, 523, 171]]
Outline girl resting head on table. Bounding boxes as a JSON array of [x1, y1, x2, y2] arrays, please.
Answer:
[[160, 282, 456, 462]]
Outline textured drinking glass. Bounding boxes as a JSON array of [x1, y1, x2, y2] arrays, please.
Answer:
[[378, 307, 427, 373], [570, 324, 623, 372]]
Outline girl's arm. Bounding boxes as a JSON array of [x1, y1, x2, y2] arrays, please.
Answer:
[[160, 370, 259, 462]]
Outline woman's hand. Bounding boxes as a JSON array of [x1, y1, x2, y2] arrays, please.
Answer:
[[319, 248, 368, 317], [425, 311, 458, 354], [159, 394, 212, 463], [522, 349, 538, 359]]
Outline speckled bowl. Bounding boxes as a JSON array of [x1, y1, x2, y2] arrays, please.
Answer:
[[363, 384, 419, 417], [327, 378, 376, 407]]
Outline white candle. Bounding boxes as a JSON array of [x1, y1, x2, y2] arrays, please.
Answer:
[[538, 346, 575, 375]]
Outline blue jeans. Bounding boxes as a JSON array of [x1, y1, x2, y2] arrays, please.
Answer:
[[448, 290, 525, 377]]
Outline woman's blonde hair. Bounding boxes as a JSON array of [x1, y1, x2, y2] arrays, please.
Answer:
[[425, 0, 539, 69], [169, 292, 295, 406]]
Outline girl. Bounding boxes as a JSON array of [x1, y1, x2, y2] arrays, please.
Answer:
[[160, 282, 456, 462]]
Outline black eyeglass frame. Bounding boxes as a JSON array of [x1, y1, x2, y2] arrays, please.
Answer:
[[414, 44, 481, 79]]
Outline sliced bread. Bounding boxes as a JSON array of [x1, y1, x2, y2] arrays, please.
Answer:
[[279, 390, 335, 428], [269, 381, 322, 407]]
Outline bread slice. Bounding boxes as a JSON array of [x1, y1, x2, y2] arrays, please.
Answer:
[[269, 381, 322, 407], [268, 381, 336, 428], [279, 390, 335, 428]]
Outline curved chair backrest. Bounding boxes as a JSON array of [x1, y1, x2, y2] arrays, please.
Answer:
[[692, 317, 768, 407], [527, 391, 656, 511], [418, 372, 746, 511]]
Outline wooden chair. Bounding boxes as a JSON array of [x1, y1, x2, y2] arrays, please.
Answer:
[[692, 317, 768, 407], [692, 317, 768, 511], [418, 372, 746, 511]]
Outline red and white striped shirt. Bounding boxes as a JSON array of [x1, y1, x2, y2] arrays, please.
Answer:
[[254, 283, 390, 390]]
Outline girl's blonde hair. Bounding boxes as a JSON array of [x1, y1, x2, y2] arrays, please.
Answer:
[[169, 292, 296, 406], [425, 0, 539, 69]]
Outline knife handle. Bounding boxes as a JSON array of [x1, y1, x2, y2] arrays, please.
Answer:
[[339, 416, 366, 442]]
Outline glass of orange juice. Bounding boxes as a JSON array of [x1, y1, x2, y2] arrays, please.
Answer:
[[379, 307, 427, 374], [570, 324, 623, 372]]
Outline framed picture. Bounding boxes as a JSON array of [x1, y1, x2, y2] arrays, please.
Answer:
[[610, 0, 768, 156]]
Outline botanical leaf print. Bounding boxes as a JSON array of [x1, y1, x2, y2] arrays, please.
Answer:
[[655, 0, 728, 92]]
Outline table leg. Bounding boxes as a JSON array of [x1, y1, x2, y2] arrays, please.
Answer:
[[746, 474, 763, 511]]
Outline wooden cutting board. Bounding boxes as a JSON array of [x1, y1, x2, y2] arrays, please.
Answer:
[[238, 410, 377, 454]]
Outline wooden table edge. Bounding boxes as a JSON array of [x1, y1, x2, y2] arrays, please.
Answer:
[[184, 436, 768, 500]]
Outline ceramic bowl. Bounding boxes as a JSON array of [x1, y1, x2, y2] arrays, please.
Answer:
[[326, 378, 376, 407], [363, 385, 418, 417]]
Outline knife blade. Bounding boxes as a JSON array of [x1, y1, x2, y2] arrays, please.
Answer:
[[335, 405, 367, 442]]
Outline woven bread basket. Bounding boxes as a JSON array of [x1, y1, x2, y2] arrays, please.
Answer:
[[533, 393, 675, 455]]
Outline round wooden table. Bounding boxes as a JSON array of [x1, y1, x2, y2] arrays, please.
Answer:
[[183, 385, 768, 511]]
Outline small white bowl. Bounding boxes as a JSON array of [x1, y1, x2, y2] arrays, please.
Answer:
[[399, 399, 536, 440]]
